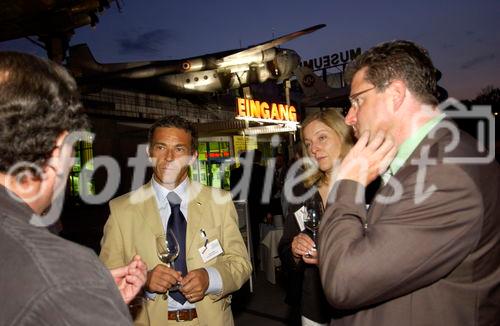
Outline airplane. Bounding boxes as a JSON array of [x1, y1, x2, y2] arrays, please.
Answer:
[[0, 0, 117, 63], [67, 24, 326, 97], [294, 65, 449, 108], [293, 65, 350, 107]]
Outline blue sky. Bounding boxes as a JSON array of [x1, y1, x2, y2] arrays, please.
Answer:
[[1, 0, 499, 99]]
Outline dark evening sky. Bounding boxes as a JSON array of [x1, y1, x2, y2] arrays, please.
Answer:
[[1, 0, 499, 100]]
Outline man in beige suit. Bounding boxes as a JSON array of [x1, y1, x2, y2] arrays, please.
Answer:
[[318, 41, 500, 325], [100, 115, 252, 326]]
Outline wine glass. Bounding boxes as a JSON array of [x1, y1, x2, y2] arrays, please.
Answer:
[[156, 230, 180, 296], [303, 205, 321, 258]]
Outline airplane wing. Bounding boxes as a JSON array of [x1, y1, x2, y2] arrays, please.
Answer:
[[220, 24, 326, 62]]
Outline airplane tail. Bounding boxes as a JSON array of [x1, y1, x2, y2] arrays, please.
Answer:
[[294, 66, 332, 97], [67, 44, 102, 76], [294, 65, 349, 106]]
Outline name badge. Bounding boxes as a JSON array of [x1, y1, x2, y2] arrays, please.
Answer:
[[199, 239, 224, 263], [294, 206, 307, 231]]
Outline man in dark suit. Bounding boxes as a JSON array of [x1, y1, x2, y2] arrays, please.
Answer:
[[319, 40, 500, 325]]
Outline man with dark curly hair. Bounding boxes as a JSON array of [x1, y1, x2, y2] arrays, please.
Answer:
[[0, 52, 147, 325]]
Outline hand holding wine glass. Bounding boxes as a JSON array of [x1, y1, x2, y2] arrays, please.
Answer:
[[154, 230, 182, 298], [156, 230, 179, 269], [291, 232, 318, 265], [303, 207, 320, 258]]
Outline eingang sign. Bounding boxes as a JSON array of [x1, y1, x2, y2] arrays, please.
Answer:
[[236, 97, 298, 123]]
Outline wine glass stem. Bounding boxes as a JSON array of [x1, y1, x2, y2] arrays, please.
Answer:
[[169, 261, 181, 291]]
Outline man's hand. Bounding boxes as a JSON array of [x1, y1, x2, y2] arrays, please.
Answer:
[[180, 268, 209, 303], [291, 233, 318, 265], [337, 131, 397, 187], [110, 255, 148, 304], [146, 264, 183, 294]]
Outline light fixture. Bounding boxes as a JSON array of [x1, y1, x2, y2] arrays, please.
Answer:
[[235, 115, 299, 125], [243, 124, 297, 135]]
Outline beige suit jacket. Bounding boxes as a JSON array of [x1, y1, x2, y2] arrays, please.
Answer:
[[100, 180, 252, 326]]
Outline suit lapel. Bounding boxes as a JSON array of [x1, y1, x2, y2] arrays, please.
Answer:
[[186, 182, 205, 254], [132, 181, 208, 256], [370, 120, 451, 210], [134, 181, 164, 237], [391, 120, 449, 183]]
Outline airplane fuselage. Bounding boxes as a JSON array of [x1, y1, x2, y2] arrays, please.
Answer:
[[67, 24, 324, 97]]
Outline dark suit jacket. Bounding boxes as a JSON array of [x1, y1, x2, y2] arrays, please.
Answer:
[[319, 123, 500, 326]]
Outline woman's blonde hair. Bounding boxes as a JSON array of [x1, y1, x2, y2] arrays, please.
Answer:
[[300, 109, 354, 187]]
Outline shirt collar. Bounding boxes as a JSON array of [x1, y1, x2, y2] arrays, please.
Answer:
[[152, 177, 189, 205], [389, 113, 446, 175]]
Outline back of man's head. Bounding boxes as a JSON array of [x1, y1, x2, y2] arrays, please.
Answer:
[[345, 40, 438, 106], [0, 52, 88, 176]]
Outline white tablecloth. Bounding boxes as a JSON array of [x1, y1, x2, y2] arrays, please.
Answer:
[[259, 224, 284, 284]]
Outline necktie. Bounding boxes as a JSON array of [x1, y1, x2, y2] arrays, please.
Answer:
[[167, 192, 187, 304]]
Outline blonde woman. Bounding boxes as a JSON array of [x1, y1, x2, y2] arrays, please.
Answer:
[[278, 109, 354, 326]]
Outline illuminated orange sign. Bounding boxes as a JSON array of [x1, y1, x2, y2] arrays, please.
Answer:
[[236, 97, 298, 122]]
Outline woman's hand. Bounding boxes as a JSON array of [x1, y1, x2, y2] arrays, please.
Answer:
[[291, 233, 318, 265]]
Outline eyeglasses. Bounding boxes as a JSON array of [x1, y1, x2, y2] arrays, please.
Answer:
[[349, 86, 377, 109]]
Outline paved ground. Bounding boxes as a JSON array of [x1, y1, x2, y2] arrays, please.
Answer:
[[233, 270, 300, 326]]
